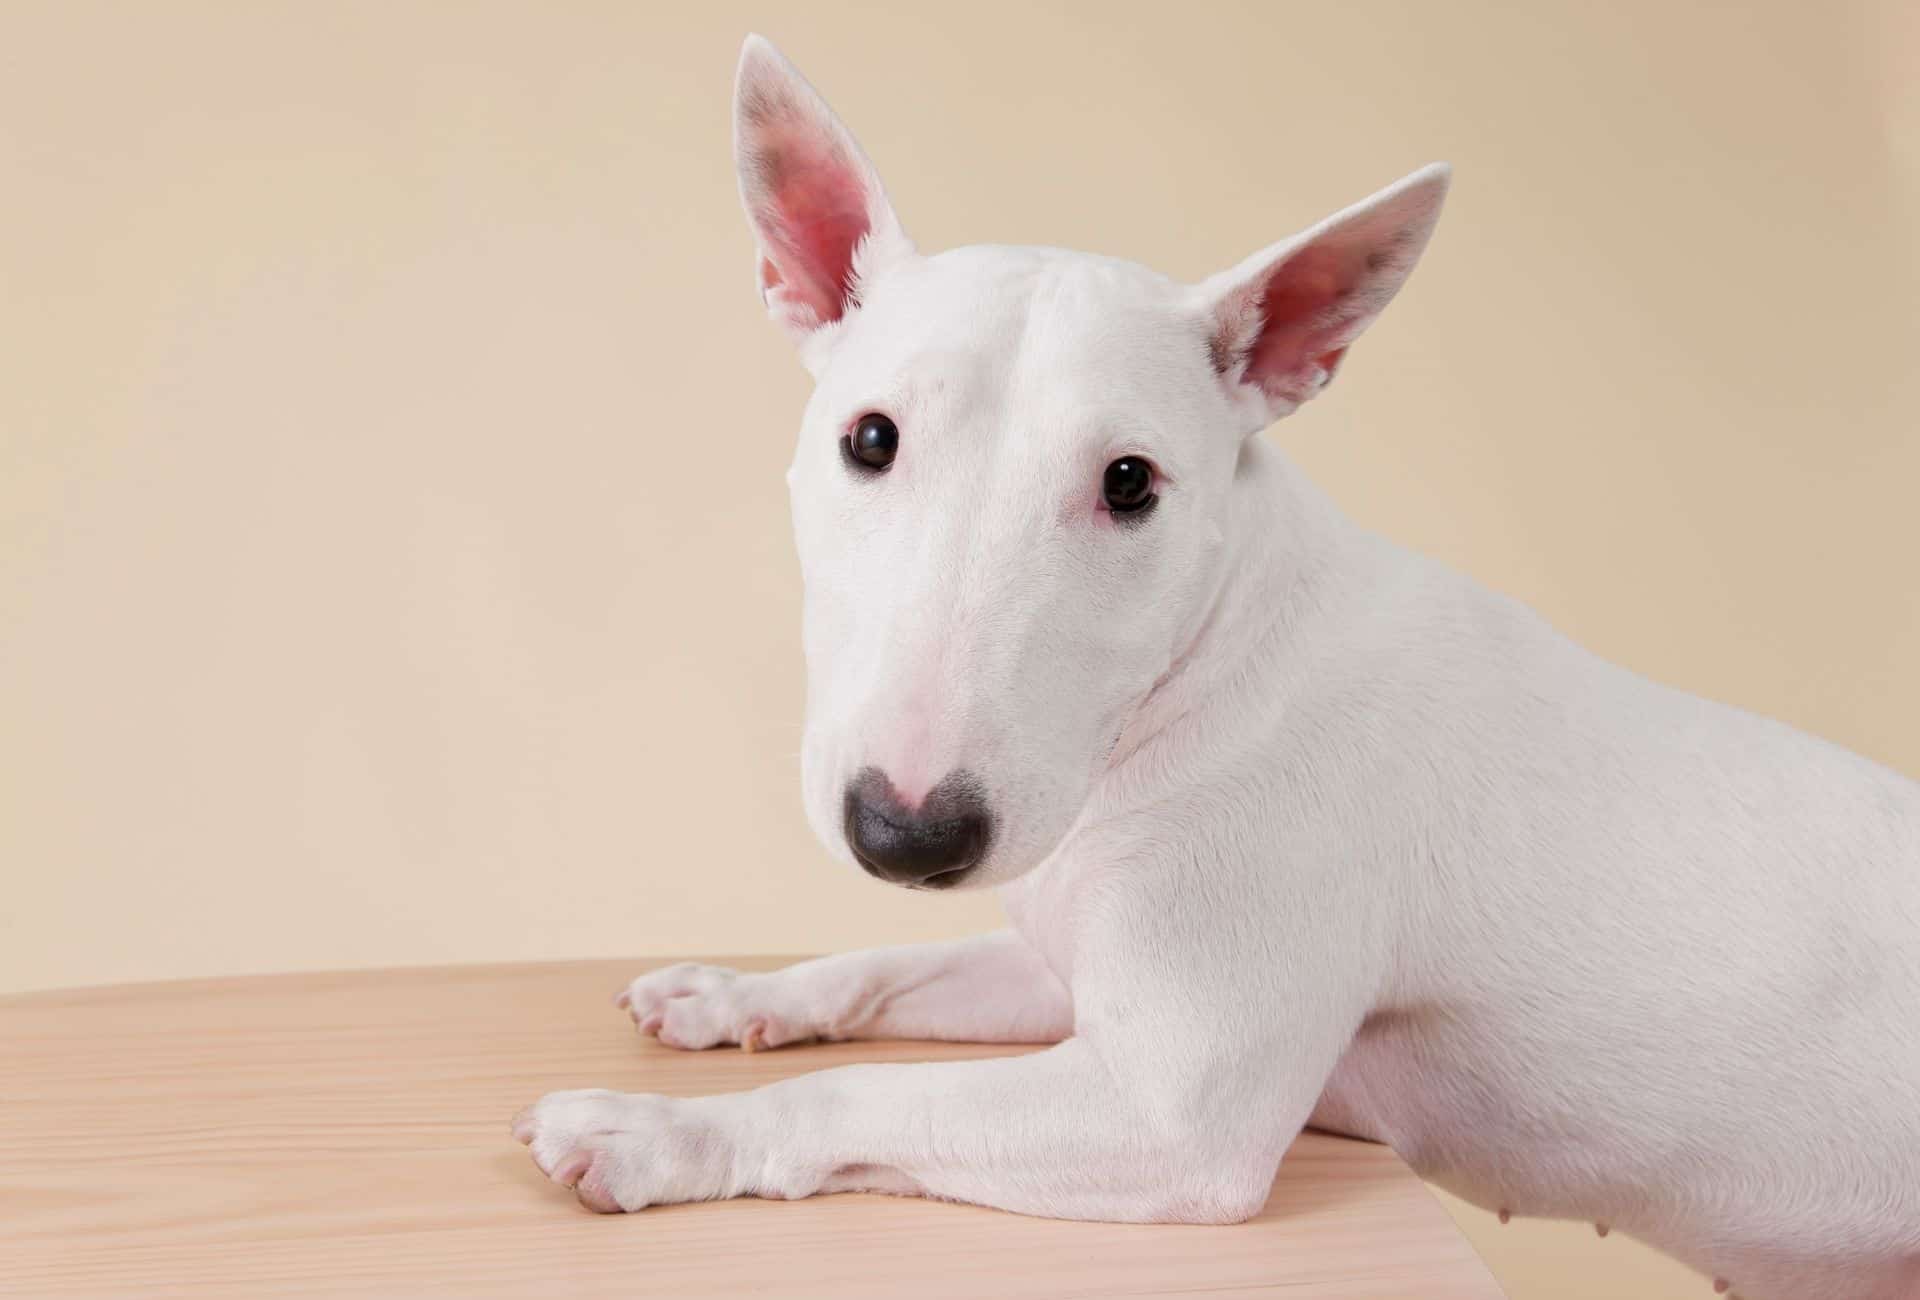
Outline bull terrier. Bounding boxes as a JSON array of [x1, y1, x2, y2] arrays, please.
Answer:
[[515, 36, 1920, 1300]]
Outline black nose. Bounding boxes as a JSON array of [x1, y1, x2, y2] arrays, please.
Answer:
[[842, 767, 992, 888]]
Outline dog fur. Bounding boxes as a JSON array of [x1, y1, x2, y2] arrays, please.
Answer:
[[514, 37, 1920, 1300]]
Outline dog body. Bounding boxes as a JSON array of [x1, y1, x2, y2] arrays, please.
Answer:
[[1007, 444, 1920, 1299], [515, 38, 1920, 1300]]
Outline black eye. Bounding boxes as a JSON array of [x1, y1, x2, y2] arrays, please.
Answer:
[[843, 413, 898, 471], [1102, 456, 1156, 516]]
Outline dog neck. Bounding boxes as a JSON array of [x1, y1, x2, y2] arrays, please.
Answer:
[[1104, 437, 1379, 783]]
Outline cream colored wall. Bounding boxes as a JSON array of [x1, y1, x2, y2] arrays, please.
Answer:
[[3, 4, 1913, 1297]]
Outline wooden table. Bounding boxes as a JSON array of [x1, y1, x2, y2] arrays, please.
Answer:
[[0, 958, 1504, 1298]]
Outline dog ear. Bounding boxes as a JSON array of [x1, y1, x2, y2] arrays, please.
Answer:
[[734, 35, 915, 349], [1195, 164, 1449, 429]]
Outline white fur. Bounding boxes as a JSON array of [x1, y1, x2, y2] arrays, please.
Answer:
[[515, 37, 1920, 1300]]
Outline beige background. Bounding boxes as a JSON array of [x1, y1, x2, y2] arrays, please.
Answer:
[[2, 3, 1914, 1297]]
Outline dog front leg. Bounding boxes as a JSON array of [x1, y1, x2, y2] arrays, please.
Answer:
[[615, 929, 1071, 1050], [514, 1036, 1283, 1222]]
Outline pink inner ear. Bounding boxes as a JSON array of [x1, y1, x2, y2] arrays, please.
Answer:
[[755, 121, 873, 326], [1243, 241, 1371, 405]]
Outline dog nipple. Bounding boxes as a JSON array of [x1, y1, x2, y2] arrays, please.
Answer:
[[1497, 1208, 1510, 1224], [1712, 1281, 1730, 1295], [1594, 1222, 1609, 1237]]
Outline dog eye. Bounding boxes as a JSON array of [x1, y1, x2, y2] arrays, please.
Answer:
[[1102, 457, 1157, 516], [842, 414, 898, 472]]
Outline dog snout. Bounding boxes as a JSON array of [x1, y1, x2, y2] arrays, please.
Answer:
[[842, 767, 992, 887]]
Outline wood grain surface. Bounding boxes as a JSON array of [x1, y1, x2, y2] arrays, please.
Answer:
[[0, 958, 1505, 1298]]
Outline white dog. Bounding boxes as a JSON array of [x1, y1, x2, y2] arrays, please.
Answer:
[[515, 36, 1920, 1300]]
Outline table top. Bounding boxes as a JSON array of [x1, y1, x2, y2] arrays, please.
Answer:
[[1, 957, 1504, 1299]]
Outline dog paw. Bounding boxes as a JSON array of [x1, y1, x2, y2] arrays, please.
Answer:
[[614, 962, 806, 1051], [510, 1089, 739, 1212]]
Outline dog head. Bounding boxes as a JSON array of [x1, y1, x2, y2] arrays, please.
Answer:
[[734, 36, 1447, 890]]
